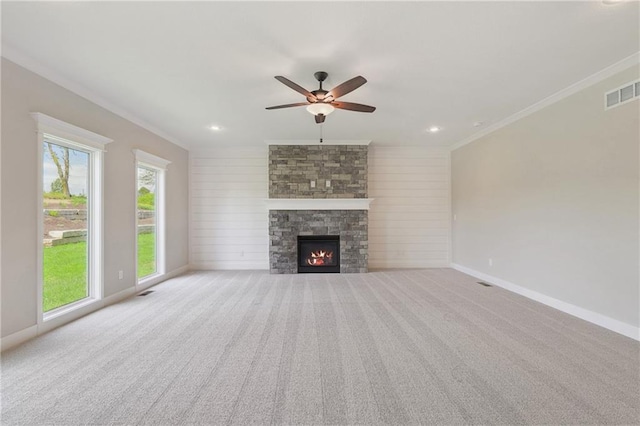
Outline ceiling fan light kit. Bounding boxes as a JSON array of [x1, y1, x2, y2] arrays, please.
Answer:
[[306, 103, 335, 116], [266, 71, 376, 124]]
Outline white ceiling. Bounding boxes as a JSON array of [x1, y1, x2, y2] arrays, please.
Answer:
[[2, 1, 639, 150]]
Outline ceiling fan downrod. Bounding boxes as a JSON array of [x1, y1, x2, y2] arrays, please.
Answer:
[[314, 71, 328, 90], [312, 71, 329, 101]]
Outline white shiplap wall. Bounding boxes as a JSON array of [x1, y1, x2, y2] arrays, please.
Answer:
[[190, 146, 269, 269], [190, 144, 450, 270], [368, 145, 451, 268]]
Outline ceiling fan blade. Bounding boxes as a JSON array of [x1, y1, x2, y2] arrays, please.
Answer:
[[274, 76, 316, 100], [315, 114, 326, 124], [332, 101, 376, 113], [328, 76, 367, 99], [265, 102, 309, 110]]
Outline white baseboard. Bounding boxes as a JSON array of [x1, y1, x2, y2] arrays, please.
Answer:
[[136, 264, 190, 292], [451, 263, 640, 341], [38, 288, 135, 336], [369, 261, 450, 269], [190, 262, 269, 270], [1, 264, 191, 352], [104, 287, 137, 305], [0, 325, 38, 352]]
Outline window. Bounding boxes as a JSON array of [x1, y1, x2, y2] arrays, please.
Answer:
[[137, 165, 158, 278], [134, 150, 169, 283], [42, 142, 90, 311], [32, 113, 112, 320]]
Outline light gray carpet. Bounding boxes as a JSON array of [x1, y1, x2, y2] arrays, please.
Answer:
[[2, 269, 639, 425]]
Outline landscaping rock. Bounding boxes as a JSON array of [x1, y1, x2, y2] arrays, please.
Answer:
[[48, 229, 87, 238]]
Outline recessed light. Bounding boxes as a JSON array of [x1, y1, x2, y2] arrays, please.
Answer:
[[428, 126, 441, 133], [209, 125, 221, 131]]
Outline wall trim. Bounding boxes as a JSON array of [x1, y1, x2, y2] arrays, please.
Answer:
[[265, 198, 374, 210], [1, 46, 187, 150], [133, 149, 171, 170], [136, 264, 190, 292], [450, 51, 640, 151], [104, 287, 138, 306], [190, 262, 269, 271], [451, 263, 640, 341], [265, 139, 371, 146], [0, 325, 38, 352], [32, 112, 113, 149], [1, 264, 190, 352]]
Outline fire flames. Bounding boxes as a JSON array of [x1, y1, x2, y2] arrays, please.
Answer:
[[306, 250, 334, 266]]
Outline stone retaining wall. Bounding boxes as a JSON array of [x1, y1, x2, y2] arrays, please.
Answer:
[[44, 209, 154, 220], [45, 209, 87, 220], [43, 225, 155, 247]]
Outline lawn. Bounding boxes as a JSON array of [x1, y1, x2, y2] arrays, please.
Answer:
[[137, 232, 156, 278], [43, 233, 156, 312]]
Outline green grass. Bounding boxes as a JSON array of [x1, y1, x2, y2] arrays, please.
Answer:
[[43, 242, 88, 312], [137, 193, 155, 210], [43, 192, 69, 200], [43, 233, 156, 312], [138, 232, 156, 278]]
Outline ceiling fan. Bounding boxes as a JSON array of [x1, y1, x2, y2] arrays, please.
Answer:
[[266, 71, 376, 124]]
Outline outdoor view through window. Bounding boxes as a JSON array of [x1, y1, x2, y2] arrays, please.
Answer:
[[137, 166, 157, 279], [42, 141, 89, 312]]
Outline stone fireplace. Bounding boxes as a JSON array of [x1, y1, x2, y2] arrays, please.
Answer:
[[297, 235, 340, 273], [267, 143, 371, 274]]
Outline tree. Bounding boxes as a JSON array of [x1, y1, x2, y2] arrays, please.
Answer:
[[46, 143, 70, 198], [50, 178, 64, 193], [138, 168, 156, 191]]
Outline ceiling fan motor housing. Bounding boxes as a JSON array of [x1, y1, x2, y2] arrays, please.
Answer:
[[309, 90, 329, 103], [311, 71, 330, 101]]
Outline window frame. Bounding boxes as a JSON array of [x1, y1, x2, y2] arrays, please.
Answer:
[[133, 149, 170, 288], [32, 113, 112, 324]]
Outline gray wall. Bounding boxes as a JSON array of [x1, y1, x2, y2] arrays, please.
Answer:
[[1, 59, 189, 338], [452, 65, 639, 328]]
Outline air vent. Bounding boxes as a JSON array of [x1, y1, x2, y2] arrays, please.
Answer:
[[605, 79, 639, 110], [477, 281, 492, 287], [138, 290, 154, 296]]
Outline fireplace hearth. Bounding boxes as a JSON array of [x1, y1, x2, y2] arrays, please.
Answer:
[[297, 235, 340, 273]]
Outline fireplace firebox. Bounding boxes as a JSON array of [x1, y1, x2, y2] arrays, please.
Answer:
[[297, 235, 340, 273]]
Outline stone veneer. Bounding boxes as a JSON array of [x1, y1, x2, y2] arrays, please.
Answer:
[[268, 144, 369, 274], [269, 145, 367, 198], [269, 210, 368, 274]]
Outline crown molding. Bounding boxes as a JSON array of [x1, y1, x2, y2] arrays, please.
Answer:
[[2, 44, 189, 150], [265, 139, 371, 146], [450, 51, 640, 151]]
